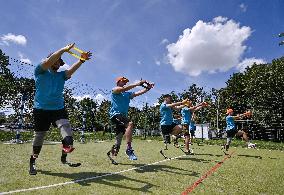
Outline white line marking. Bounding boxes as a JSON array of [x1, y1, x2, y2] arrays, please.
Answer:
[[0, 154, 186, 194]]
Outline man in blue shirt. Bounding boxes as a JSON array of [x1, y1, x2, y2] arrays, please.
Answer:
[[29, 43, 92, 175], [160, 94, 190, 153], [109, 76, 153, 161], [224, 108, 256, 153], [180, 100, 207, 154]]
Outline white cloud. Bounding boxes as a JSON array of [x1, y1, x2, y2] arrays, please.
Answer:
[[239, 3, 247, 12], [74, 94, 92, 101], [160, 38, 169, 45], [213, 16, 228, 23], [237, 58, 266, 72], [155, 59, 161, 66], [137, 60, 142, 64], [94, 93, 106, 105], [1, 33, 27, 46], [18, 52, 32, 64], [73, 93, 106, 105], [166, 16, 252, 76]]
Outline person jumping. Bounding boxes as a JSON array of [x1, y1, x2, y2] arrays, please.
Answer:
[[29, 43, 92, 175], [108, 77, 153, 164], [181, 100, 208, 154], [223, 108, 256, 154], [159, 94, 192, 155]]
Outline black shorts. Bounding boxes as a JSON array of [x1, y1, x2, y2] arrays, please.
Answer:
[[226, 128, 238, 138], [161, 123, 177, 135], [111, 114, 130, 135], [33, 108, 68, 132], [190, 130, 195, 137]]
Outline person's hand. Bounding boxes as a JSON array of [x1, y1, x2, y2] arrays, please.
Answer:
[[244, 110, 252, 118], [182, 99, 189, 105], [202, 102, 209, 107], [62, 43, 75, 52], [81, 51, 92, 61], [136, 79, 146, 86], [147, 82, 155, 89]]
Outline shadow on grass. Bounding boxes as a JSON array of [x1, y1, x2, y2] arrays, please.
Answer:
[[119, 162, 199, 177], [194, 153, 224, 157], [38, 170, 157, 193], [237, 154, 263, 159], [177, 156, 212, 163]]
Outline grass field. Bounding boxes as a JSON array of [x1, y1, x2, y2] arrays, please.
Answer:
[[0, 139, 284, 195]]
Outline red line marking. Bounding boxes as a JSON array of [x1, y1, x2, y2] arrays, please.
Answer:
[[181, 151, 235, 194]]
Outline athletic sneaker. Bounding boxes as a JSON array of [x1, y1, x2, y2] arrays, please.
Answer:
[[125, 149, 137, 160], [185, 148, 194, 155], [62, 145, 75, 153], [248, 143, 256, 149]]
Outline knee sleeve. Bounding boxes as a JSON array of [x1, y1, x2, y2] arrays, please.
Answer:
[[56, 119, 72, 138], [62, 136, 73, 146], [115, 132, 123, 147], [33, 131, 47, 146]]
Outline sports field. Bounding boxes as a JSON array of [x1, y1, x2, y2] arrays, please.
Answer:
[[0, 140, 283, 195]]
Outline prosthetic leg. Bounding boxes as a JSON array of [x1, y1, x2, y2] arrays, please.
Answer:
[[160, 134, 171, 159], [57, 119, 81, 167], [107, 132, 123, 165]]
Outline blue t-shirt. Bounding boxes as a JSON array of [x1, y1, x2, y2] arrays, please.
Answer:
[[160, 102, 173, 125], [34, 64, 68, 110], [173, 118, 181, 125], [109, 91, 134, 118], [181, 107, 192, 125], [226, 115, 235, 131]]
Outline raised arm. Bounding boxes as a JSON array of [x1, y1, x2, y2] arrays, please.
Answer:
[[41, 43, 75, 70], [189, 102, 208, 111], [234, 110, 252, 120], [66, 51, 92, 78], [112, 80, 143, 94], [132, 80, 154, 98], [168, 99, 189, 109]]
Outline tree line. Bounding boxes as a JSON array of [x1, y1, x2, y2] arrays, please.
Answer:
[[1, 49, 283, 136]]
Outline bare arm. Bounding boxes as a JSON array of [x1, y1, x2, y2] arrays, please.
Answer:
[[41, 43, 75, 70], [66, 51, 92, 78], [175, 104, 186, 110], [189, 102, 209, 111], [167, 99, 188, 109], [112, 82, 141, 94], [132, 80, 154, 98], [113, 79, 152, 94], [132, 88, 149, 98]]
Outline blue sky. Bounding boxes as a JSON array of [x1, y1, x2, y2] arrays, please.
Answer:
[[0, 0, 283, 107]]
